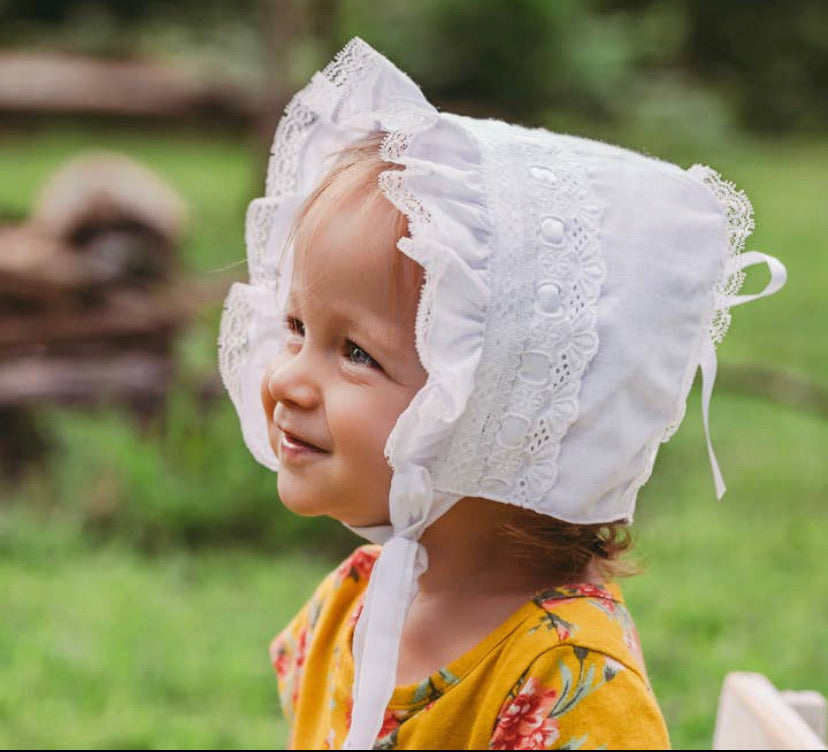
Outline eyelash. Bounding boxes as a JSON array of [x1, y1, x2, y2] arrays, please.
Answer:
[[344, 341, 380, 369], [285, 315, 304, 337], [284, 316, 381, 370]]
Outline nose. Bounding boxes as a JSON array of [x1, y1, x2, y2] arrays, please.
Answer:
[[262, 349, 321, 415]]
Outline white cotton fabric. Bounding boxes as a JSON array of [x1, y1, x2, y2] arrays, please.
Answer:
[[217, 37, 787, 749]]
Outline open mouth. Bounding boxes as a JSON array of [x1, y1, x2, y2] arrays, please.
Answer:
[[281, 430, 326, 453]]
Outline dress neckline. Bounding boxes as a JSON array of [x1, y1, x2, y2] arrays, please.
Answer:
[[343, 579, 621, 711]]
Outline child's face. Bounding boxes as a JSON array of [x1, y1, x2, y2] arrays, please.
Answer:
[[261, 195, 426, 528]]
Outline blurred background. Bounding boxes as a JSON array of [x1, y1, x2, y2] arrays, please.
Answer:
[[0, 0, 825, 748]]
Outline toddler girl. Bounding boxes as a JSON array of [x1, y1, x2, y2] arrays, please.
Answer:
[[218, 38, 786, 750]]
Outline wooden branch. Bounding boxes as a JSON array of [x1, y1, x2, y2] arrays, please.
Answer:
[[0, 51, 260, 120], [718, 363, 828, 419], [0, 225, 86, 302], [0, 352, 172, 407], [0, 274, 238, 352]]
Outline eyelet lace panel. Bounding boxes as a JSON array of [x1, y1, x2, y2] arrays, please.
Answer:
[[431, 120, 606, 506]]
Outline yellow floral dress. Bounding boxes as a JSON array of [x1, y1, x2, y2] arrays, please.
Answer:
[[270, 545, 670, 750]]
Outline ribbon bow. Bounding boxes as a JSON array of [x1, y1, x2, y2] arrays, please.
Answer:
[[700, 251, 788, 498]]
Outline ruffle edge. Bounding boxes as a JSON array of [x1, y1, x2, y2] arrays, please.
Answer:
[[217, 37, 493, 510]]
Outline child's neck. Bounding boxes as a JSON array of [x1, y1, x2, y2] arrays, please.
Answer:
[[416, 497, 598, 597], [396, 498, 602, 686]]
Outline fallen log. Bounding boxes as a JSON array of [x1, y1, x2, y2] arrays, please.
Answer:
[[0, 352, 172, 408], [0, 51, 260, 120]]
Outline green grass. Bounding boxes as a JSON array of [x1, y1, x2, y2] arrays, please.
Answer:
[[1, 124, 826, 749], [629, 389, 828, 749], [0, 533, 331, 750]]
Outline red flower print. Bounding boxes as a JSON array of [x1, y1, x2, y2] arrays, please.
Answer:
[[269, 636, 291, 679], [337, 548, 378, 583], [347, 601, 364, 629], [294, 626, 308, 670], [536, 611, 576, 642], [287, 629, 309, 710], [490, 677, 560, 750], [566, 583, 610, 600], [538, 583, 614, 611], [540, 596, 575, 611], [377, 709, 403, 740], [345, 700, 405, 744]]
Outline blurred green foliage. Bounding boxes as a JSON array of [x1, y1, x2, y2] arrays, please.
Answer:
[[0, 538, 332, 748], [0, 0, 266, 87], [11, 391, 357, 556], [1, 0, 825, 136]]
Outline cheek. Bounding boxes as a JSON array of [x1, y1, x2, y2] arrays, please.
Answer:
[[332, 385, 416, 463]]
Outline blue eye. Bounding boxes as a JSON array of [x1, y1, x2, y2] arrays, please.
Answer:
[[345, 340, 380, 369]]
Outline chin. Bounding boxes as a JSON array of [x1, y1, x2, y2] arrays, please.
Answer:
[[340, 512, 392, 529], [276, 476, 391, 528], [276, 475, 329, 518]]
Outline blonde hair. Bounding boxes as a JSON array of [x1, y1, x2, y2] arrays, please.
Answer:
[[288, 133, 422, 312]]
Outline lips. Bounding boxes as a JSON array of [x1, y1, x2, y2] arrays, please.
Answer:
[[277, 424, 328, 453]]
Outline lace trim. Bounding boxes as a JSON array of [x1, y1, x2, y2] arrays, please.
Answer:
[[220, 36, 444, 469], [660, 164, 754, 443], [265, 39, 377, 200], [245, 198, 280, 286], [433, 123, 605, 505], [217, 283, 255, 403], [374, 116, 442, 464], [223, 38, 383, 404], [265, 97, 318, 202], [689, 164, 754, 345]]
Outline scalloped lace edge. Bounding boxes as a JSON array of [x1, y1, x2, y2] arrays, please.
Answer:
[[659, 164, 754, 446], [611, 163, 756, 519]]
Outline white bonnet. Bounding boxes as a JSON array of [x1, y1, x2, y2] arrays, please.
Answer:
[[218, 37, 786, 748]]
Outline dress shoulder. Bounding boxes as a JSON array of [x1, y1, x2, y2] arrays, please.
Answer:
[[523, 582, 650, 680], [268, 545, 380, 726], [331, 543, 382, 586], [490, 643, 670, 749], [489, 582, 670, 749]]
